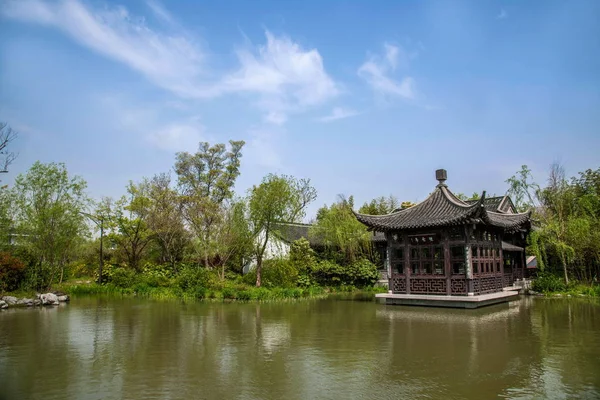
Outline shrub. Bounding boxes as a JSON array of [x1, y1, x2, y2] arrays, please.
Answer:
[[532, 273, 566, 293], [310, 260, 345, 286], [0, 252, 26, 292], [108, 267, 138, 288], [140, 263, 173, 288], [289, 238, 316, 273], [243, 258, 298, 288], [177, 266, 211, 291], [346, 259, 380, 287]]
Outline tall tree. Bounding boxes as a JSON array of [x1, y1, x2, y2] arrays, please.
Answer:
[[0, 122, 18, 179], [144, 173, 189, 268], [506, 165, 540, 212], [175, 140, 244, 268], [311, 196, 372, 263], [101, 181, 154, 272], [10, 162, 89, 289], [248, 174, 316, 287]]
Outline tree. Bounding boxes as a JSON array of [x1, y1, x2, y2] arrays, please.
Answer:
[[175, 140, 244, 268], [506, 165, 540, 212], [144, 173, 189, 269], [10, 162, 90, 289], [358, 195, 399, 215], [0, 122, 18, 179], [311, 196, 372, 263], [101, 181, 154, 272], [248, 174, 316, 287], [211, 199, 253, 279]]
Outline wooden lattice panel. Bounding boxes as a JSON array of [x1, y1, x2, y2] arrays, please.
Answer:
[[478, 276, 503, 294], [409, 278, 447, 294], [450, 278, 467, 294], [391, 276, 407, 293]]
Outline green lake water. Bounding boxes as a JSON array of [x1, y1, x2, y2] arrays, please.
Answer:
[[1, 296, 599, 399]]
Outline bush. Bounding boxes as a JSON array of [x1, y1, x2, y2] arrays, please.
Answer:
[[0, 252, 26, 292], [140, 263, 173, 288], [177, 266, 211, 291], [310, 260, 345, 286], [346, 259, 380, 287], [243, 258, 298, 288], [108, 267, 138, 288], [532, 273, 567, 293]]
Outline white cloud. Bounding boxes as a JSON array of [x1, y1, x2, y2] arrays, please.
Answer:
[[2, 0, 206, 99], [497, 9, 508, 19], [318, 107, 359, 122], [148, 122, 205, 152], [219, 31, 339, 123], [1, 0, 338, 124], [358, 43, 416, 99]]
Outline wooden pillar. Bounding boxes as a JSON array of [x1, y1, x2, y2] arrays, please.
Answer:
[[404, 232, 410, 294], [385, 232, 393, 293], [464, 225, 474, 295], [444, 231, 451, 295]]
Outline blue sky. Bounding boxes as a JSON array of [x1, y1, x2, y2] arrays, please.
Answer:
[[1, 0, 599, 219]]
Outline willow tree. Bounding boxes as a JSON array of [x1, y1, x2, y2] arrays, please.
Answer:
[[310, 196, 372, 264], [249, 174, 316, 287], [175, 140, 244, 268]]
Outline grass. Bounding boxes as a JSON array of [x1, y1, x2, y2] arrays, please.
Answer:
[[46, 279, 388, 303]]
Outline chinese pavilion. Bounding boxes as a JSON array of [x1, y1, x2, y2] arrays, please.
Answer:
[[354, 169, 532, 298]]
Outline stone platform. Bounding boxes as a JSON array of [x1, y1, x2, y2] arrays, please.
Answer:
[[376, 290, 520, 309]]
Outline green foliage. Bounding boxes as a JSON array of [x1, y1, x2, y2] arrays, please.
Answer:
[[104, 265, 138, 288], [176, 265, 211, 291], [310, 198, 372, 263], [248, 173, 317, 287], [0, 252, 26, 292], [358, 195, 399, 215], [175, 140, 245, 269], [532, 272, 567, 293], [346, 259, 380, 287], [242, 258, 299, 288], [9, 161, 90, 290]]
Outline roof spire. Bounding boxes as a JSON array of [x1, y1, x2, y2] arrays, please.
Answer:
[[436, 169, 447, 187]]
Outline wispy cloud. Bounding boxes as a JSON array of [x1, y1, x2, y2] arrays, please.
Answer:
[[318, 107, 359, 122], [2, 0, 207, 98], [1, 0, 338, 124], [146, 0, 174, 25], [497, 9, 508, 19], [358, 43, 415, 99]]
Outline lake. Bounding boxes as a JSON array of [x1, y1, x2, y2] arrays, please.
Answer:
[[1, 296, 599, 399]]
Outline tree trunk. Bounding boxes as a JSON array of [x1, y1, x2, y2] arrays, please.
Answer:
[[561, 253, 569, 286], [255, 255, 262, 288]]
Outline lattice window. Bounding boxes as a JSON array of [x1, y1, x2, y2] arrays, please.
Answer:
[[408, 242, 444, 276], [451, 246, 465, 275]]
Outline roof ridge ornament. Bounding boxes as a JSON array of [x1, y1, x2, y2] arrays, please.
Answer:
[[435, 169, 447, 187]]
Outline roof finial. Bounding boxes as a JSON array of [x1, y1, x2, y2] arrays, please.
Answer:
[[436, 169, 447, 187]]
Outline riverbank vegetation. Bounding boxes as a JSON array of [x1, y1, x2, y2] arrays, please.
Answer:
[[507, 164, 600, 296], [0, 136, 384, 301], [1, 122, 598, 299]]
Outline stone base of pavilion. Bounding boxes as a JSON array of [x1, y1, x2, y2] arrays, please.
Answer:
[[376, 290, 520, 309]]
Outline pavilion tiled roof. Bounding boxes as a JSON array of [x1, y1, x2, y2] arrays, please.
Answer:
[[354, 170, 531, 233], [466, 195, 516, 213]]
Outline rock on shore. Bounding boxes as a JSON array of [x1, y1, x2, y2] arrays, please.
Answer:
[[0, 293, 69, 310]]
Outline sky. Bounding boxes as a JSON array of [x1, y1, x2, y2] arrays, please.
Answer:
[[1, 0, 599, 220]]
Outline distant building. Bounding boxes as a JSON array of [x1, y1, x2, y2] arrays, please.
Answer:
[[354, 169, 533, 297]]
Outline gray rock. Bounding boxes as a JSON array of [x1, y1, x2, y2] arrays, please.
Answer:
[[16, 298, 35, 306], [57, 295, 70, 302], [33, 299, 42, 306], [1, 296, 18, 305], [0, 300, 7, 309], [40, 293, 60, 305]]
